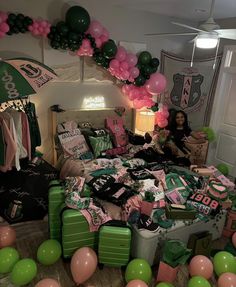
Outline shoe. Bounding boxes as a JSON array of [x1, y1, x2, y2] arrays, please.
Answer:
[[153, 209, 173, 229], [137, 213, 160, 232]]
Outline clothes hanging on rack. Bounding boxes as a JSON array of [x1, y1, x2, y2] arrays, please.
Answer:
[[24, 102, 41, 156], [0, 101, 41, 172]]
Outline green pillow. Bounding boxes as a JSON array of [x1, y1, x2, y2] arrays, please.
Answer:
[[89, 134, 113, 158]]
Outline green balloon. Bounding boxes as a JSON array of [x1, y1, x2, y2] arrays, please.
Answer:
[[151, 57, 160, 68], [188, 276, 211, 287], [68, 31, 80, 43], [213, 251, 236, 276], [156, 283, 174, 287], [10, 258, 37, 286], [138, 51, 152, 65], [56, 21, 69, 36], [125, 259, 152, 284], [66, 6, 90, 33], [0, 247, 20, 274], [102, 40, 117, 59], [217, 163, 229, 176], [37, 239, 62, 266], [134, 75, 146, 86], [143, 65, 152, 75]]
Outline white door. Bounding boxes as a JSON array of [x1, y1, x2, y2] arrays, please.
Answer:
[[207, 46, 236, 177]]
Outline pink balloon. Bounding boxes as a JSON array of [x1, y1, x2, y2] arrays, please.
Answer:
[[157, 119, 168, 128], [218, 272, 236, 287], [0, 226, 16, 248], [115, 46, 127, 62], [232, 232, 236, 248], [70, 247, 97, 285], [34, 22, 39, 28], [109, 59, 120, 70], [41, 21, 48, 28], [130, 67, 140, 78], [126, 279, 148, 287], [35, 278, 61, 287], [145, 72, 167, 95], [126, 53, 138, 67], [120, 61, 129, 71], [102, 28, 109, 38], [120, 70, 130, 80], [100, 34, 109, 44], [95, 38, 102, 48], [0, 12, 8, 22], [89, 20, 103, 38], [82, 39, 91, 49], [38, 26, 44, 33], [189, 255, 213, 280], [0, 22, 9, 33], [121, 84, 132, 95]]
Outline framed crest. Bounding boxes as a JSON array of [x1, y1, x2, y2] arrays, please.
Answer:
[[160, 50, 222, 129]]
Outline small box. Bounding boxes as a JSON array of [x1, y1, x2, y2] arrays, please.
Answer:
[[165, 205, 197, 220], [156, 261, 179, 283]]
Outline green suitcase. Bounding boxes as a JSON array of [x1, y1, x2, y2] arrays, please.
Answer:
[[98, 222, 131, 267], [61, 208, 98, 259], [48, 180, 65, 241]]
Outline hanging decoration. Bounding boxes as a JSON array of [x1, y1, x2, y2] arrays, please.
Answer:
[[0, 5, 168, 126]]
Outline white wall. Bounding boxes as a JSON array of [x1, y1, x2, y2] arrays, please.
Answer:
[[0, 0, 197, 162]]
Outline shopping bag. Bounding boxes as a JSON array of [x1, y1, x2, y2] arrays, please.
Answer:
[[156, 261, 179, 283], [187, 231, 212, 257]]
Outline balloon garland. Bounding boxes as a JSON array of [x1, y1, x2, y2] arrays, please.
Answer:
[[0, 5, 168, 126]]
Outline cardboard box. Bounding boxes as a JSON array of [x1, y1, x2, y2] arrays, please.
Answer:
[[166, 205, 197, 220]]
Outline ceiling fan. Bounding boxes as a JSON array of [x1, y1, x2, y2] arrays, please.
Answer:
[[145, 0, 236, 49]]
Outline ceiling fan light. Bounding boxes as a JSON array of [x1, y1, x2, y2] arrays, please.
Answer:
[[195, 33, 218, 49]]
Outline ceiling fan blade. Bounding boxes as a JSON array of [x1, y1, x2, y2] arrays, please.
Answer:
[[216, 29, 236, 40], [171, 21, 206, 33], [144, 32, 197, 36]]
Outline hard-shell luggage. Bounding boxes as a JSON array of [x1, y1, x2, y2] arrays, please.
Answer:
[[61, 208, 98, 259], [48, 180, 65, 241], [98, 221, 131, 267]]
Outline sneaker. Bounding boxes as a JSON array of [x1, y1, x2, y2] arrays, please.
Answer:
[[137, 213, 160, 232]]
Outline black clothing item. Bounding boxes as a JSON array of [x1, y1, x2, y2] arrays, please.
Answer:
[[93, 183, 136, 207], [127, 168, 154, 180], [24, 102, 41, 156], [171, 127, 192, 151]]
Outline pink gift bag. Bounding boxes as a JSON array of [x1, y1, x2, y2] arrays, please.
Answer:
[[156, 261, 179, 283], [105, 117, 128, 147], [140, 201, 153, 216]]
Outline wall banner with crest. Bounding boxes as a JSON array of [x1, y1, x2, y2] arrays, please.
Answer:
[[160, 50, 222, 129]]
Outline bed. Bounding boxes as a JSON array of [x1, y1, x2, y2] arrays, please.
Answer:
[[49, 107, 228, 264]]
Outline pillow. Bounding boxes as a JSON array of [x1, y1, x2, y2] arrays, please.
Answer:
[[89, 134, 113, 158], [58, 129, 93, 160], [57, 121, 78, 134], [92, 128, 108, 137]]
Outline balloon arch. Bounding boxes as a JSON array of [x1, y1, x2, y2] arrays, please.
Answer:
[[0, 5, 169, 127]]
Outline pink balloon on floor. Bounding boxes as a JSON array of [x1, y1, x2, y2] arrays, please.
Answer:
[[189, 255, 213, 280], [35, 278, 60, 287], [0, 226, 16, 248], [232, 232, 236, 248], [218, 272, 236, 287], [126, 279, 148, 287], [70, 247, 97, 285]]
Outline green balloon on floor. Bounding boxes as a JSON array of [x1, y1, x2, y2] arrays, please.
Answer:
[[37, 239, 62, 266], [125, 259, 152, 284], [10, 258, 37, 286], [213, 251, 236, 276], [0, 247, 20, 274], [216, 163, 229, 176], [156, 283, 174, 287], [187, 276, 211, 287]]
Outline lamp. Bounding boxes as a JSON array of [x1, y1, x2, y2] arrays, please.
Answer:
[[195, 32, 218, 49], [135, 110, 155, 135]]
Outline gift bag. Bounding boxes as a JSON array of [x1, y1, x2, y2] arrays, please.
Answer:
[[156, 261, 179, 283], [184, 141, 209, 165], [187, 231, 212, 257]]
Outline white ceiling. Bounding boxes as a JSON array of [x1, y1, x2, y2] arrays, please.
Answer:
[[102, 0, 236, 21]]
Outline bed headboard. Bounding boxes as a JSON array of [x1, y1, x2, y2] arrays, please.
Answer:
[[51, 107, 135, 165]]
